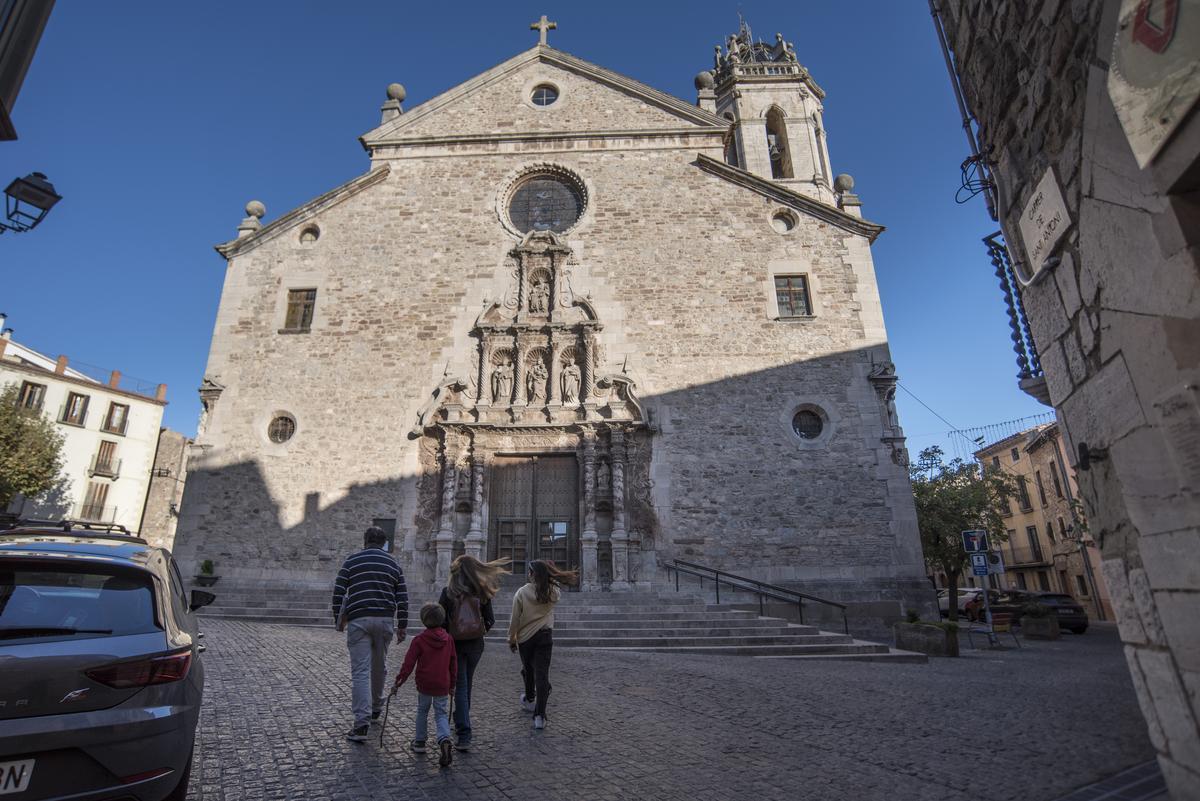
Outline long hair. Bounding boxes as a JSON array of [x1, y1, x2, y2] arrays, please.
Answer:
[[528, 559, 578, 604], [448, 555, 510, 602]]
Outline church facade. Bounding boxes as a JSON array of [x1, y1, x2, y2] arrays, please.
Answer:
[[174, 21, 931, 617]]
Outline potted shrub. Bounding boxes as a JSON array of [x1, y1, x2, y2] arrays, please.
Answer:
[[194, 559, 220, 587], [1020, 603, 1060, 639], [894, 611, 960, 657]]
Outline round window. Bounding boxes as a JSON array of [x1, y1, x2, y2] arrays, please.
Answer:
[[268, 415, 296, 443], [299, 224, 319, 244], [508, 175, 584, 233], [771, 211, 796, 233], [792, 410, 823, 440], [531, 84, 559, 106]]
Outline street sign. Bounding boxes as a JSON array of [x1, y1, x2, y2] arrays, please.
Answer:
[[987, 551, 1006, 575], [962, 530, 990, 553], [970, 553, 989, 577]]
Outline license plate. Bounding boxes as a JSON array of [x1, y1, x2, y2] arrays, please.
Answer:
[[0, 759, 34, 795]]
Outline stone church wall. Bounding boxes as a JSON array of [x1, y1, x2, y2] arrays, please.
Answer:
[[940, 1, 1200, 796], [174, 55, 931, 624]]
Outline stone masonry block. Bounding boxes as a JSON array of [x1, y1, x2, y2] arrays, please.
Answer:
[[1104, 558, 1149, 645], [1135, 646, 1200, 774], [1155, 590, 1200, 673]]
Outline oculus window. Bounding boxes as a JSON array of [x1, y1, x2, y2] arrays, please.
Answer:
[[268, 415, 296, 444], [792, 410, 823, 440], [774, 275, 812, 317], [531, 84, 559, 106], [509, 175, 584, 233]]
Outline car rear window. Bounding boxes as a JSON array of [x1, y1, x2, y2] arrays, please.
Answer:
[[0, 562, 160, 642]]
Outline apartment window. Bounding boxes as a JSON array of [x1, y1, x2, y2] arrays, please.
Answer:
[[1011, 447, 1020, 462], [1058, 570, 1070, 594], [283, 289, 317, 332], [16, 381, 46, 411], [1026, 525, 1043, 562], [1075, 575, 1089, 596], [93, 441, 119, 478], [1049, 461, 1064, 498], [1016, 573, 1028, 590], [1046, 522, 1056, 544], [61, 392, 90, 426], [988, 574, 1000, 589], [991, 456, 1000, 469], [1058, 517, 1068, 540], [774, 275, 812, 317], [102, 402, 130, 435], [1037, 571, 1050, 591], [1035, 470, 1048, 506], [81, 481, 111, 521], [1016, 476, 1032, 511]]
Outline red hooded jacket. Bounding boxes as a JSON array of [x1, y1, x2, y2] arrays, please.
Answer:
[[395, 627, 458, 696]]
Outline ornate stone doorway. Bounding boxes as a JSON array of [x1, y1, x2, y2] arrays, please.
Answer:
[[411, 230, 657, 589], [489, 454, 578, 576]]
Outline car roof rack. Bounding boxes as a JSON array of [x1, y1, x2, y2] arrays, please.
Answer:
[[0, 519, 147, 543]]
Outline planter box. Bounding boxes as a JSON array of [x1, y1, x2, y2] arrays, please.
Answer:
[[893, 621, 959, 657], [193, 575, 220, 587], [1022, 615, 1060, 640]]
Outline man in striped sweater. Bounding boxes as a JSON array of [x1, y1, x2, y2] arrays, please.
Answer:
[[332, 526, 409, 742]]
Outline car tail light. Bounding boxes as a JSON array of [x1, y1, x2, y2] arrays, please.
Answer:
[[85, 650, 192, 689]]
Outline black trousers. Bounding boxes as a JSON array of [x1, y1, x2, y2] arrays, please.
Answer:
[[518, 628, 553, 717]]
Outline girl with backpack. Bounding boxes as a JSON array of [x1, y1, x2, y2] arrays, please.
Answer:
[[438, 555, 509, 751], [507, 559, 578, 730]]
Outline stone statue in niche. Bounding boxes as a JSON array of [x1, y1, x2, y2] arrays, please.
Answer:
[[529, 280, 550, 314], [561, 363, 581, 404], [491, 362, 513, 404], [527, 359, 548, 403], [884, 386, 899, 430], [457, 464, 472, 497], [596, 461, 611, 493]]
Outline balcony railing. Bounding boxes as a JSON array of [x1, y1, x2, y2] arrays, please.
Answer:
[[87, 455, 121, 479], [58, 403, 88, 427], [985, 232, 1045, 388], [75, 504, 118, 523], [1008, 544, 1049, 566]]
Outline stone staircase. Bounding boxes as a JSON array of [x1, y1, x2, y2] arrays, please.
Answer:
[[195, 585, 924, 662]]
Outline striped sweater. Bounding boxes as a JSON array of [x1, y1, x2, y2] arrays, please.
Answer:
[[331, 548, 409, 627]]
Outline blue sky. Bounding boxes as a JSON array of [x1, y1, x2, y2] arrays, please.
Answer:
[[1, 1, 1047, 456]]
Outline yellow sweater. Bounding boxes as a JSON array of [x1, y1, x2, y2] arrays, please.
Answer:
[[507, 583, 559, 644]]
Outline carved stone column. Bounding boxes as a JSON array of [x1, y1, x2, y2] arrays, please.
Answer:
[[548, 336, 563, 406], [435, 432, 463, 584], [609, 429, 630, 590], [477, 336, 491, 407], [579, 430, 599, 590], [464, 453, 486, 560], [512, 332, 526, 408], [582, 328, 597, 401]]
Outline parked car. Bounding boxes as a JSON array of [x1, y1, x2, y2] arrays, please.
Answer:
[[0, 520, 214, 800], [937, 588, 984, 618], [981, 589, 1089, 633]]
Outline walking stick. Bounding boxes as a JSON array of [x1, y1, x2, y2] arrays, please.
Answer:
[[379, 691, 393, 747]]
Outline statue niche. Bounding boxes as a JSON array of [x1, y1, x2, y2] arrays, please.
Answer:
[[527, 270, 551, 316], [526, 349, 549, 403], [490, 349, 514, 405]]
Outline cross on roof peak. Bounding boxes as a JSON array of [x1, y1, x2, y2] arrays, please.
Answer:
[[531, 15, 557, 46]]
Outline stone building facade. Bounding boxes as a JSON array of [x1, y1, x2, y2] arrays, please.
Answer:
[[936, 1, 1200, 796], [173, 23, 932, 622], [138, 428, 191, 550]]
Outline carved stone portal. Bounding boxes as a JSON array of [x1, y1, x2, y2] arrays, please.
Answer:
[[411, 231, 653, 588]]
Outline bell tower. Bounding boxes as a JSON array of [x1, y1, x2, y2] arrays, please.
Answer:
[[695, 20, 835, 205]]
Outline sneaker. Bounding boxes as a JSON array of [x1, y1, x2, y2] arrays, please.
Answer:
[[409, 739, 427, 753], [520, 694, 536, 713], [439, 738, 454, 767], [455, 736, 472, 752], [346, 725, 369, 742], [532, 715, 546, 730]]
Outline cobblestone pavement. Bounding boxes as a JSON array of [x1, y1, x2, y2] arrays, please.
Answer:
[[186, 620, 1154, 801]]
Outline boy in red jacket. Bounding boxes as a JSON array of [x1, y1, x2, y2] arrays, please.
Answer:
[[393, 603, 458, 766]]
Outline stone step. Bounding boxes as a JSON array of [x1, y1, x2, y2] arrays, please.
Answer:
[[755, 651, 928, 664], [585, 642, 892, 657], [198, 609, 765, 626], [548, 633, 854, 648]]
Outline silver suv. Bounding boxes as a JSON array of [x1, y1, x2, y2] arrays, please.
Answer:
[[0, 522, 213, 800]]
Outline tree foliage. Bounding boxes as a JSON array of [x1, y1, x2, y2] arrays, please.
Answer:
[[910, 446, 1016, 618], [0, 383, 66, 510]]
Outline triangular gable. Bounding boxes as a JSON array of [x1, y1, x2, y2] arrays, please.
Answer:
[[694, 154, 885, 243], [361, 45, 727, 147]]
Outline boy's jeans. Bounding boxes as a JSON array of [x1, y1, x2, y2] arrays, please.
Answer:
[[347, 616, 394, 728], [415, 693, 451, 743]]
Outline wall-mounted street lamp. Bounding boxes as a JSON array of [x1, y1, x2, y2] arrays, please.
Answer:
[[1, 172, 60, 234]]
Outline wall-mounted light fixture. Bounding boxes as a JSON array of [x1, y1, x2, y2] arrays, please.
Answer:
[[1, 172, 61, 234]]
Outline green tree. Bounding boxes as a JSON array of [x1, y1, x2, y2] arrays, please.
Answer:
[[911, 446, 1015, 619], [0, 383, 66, 510]]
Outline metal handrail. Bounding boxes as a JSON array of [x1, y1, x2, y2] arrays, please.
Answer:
[[663, 558, 849, 635]]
